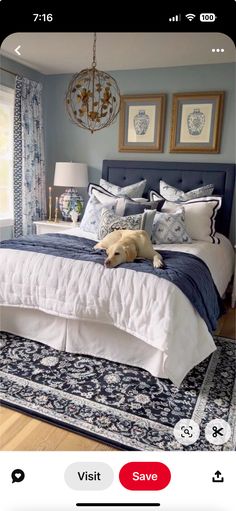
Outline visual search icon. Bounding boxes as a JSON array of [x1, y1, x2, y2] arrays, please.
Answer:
[[173, 419, 200, 446], [11, 469, 25, 483]]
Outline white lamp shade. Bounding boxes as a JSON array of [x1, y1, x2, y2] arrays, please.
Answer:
[[54, 162, 88, 187]]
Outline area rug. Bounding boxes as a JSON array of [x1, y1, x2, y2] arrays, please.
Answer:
[[0, 331, 235, 451]]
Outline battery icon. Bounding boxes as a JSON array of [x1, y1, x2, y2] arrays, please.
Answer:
[[200, 13, 217, 22]]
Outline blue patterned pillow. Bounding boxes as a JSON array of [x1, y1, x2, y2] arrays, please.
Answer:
[[159, 180, 214, 202], [80, 195, 116, 235], [99, 178, 147, 198], [152, 209, 192, 244], [98, 208, 156, 239]]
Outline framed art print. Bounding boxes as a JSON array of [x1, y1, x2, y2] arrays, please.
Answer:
[[170, 92, 224, 153], [119, 94, 166, 152]]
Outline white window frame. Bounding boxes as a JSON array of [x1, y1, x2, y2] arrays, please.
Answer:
[[0, 84, 15, 226]]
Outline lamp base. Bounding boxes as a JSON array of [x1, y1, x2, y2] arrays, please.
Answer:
[[59, 188, 84, 221]]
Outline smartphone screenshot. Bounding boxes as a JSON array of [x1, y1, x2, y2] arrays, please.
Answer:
[[0, 2, 235, 510]]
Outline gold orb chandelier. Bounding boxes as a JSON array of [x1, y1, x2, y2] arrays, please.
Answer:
[[66, 33, 121, 133]]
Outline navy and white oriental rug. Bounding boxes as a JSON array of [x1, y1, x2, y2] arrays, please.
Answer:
[[0, 332, 235, 451]]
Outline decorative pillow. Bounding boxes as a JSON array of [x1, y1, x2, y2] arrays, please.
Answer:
[[132, 197, 148, 203], [88, 182, 114, 198], [88, 182, 150, 203], [80, 194, 116, 234], [123, 200, 164, 216], [149, 190, 164, 201], [99, 178, 147, 198], [92, 188, 122, 209], [159, 180, 214, 202], [162, 196, 222, 243], [98, 208, 156, 239], [92, 189, 164, 216], [152, 209, 192, 244]]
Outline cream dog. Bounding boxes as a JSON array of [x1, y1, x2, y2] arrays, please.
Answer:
[[94, 229, 163, 269]]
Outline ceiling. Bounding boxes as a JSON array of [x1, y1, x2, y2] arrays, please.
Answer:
[[1, 32, 235, 75]]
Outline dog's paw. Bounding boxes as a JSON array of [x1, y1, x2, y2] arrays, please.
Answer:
[[93, 243, 100, 250], [153, 255, 164, 268]]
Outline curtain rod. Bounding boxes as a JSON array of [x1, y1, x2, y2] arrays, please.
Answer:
[[0, 67, 18, 77]]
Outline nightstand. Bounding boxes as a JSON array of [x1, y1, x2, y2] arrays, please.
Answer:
[[33, 221, 80, 235], [232, 245, 236, 308]]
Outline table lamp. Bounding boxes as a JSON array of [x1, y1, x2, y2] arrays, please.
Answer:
[[53, 162, 88, 221]]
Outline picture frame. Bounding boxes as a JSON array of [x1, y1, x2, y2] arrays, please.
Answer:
[[119, 94, 166, 152], [170, 92, 224, 153]]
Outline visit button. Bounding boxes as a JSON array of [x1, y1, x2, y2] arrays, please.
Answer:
[[119, 462, 171, 491]]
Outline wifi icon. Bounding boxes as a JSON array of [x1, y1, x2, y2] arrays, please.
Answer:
[[185, 13, 196, 21]]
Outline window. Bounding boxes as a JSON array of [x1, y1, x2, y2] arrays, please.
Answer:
[[0, 85, 14, 222]]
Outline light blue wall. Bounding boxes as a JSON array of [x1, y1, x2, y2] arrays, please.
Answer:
[[44, 63, 235, 184]]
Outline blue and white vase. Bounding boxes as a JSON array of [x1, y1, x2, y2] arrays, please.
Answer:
[[59, 188, 84, 221], [133, 110, 150, 135], [187, 108, 205, 136]]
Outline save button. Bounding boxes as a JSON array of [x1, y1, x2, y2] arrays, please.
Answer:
[[119, 462, 171, 491]]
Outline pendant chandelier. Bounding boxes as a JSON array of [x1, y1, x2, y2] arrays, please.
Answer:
[[66, 33, 121, 133]]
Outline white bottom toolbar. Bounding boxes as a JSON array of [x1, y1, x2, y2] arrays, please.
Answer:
[[0, 451, 235, 511]]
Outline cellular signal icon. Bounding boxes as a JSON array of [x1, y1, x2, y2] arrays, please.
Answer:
[[169, 14, 181, 22]]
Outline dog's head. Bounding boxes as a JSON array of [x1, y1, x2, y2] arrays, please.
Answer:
[[105, 241, 137, 268]]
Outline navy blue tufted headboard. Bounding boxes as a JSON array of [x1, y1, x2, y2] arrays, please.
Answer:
[[102, 160, 235, 237]]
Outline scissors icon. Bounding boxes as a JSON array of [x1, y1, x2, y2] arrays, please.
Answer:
[[212, 426, 224, 438]]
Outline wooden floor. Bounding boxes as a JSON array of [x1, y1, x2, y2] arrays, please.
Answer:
[[1, 304, 235, 451]]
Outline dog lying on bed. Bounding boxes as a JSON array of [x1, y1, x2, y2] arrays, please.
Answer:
[[94, 229, 164, 269]]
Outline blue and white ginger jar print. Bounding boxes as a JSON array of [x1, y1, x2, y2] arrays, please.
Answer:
[[187, 108, 205, 136], [134, 110, 150, 135]]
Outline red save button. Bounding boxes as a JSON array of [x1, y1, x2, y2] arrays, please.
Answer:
[[119, 462, 171, 491]]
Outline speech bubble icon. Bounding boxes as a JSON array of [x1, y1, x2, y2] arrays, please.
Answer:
[[11, 469, 25, 483]]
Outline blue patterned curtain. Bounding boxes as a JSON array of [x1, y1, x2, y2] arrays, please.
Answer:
[[13, 76, 46, 236]]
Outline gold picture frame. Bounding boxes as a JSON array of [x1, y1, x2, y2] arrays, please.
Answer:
[[119, 94, 166, 152], [170, 92, 224, 153]]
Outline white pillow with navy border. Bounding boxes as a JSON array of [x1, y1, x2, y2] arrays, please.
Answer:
[[162, 196, 222, 244], [89, 182, 149, 203], [149, 190, 164, 201]]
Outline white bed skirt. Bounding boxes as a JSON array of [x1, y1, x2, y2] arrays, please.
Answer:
[[0, 305, 216, 386], [1, 306, 170, 379]]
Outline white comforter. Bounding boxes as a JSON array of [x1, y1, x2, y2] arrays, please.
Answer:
[[0, 230, 234, 385]]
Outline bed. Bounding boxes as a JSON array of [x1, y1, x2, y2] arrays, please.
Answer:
[[0, 160, 235, 386]]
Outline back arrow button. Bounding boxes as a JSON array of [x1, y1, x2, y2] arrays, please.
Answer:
[[14, 46, 21, 56]]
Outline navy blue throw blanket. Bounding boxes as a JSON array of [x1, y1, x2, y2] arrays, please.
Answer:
[[0, 233, 224, 332]]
